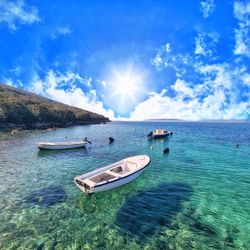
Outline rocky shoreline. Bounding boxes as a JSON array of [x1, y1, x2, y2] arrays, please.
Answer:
[[0, 83, 110, 132], [0, 120, 109, 132]]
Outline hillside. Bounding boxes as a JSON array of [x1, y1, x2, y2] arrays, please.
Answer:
[[0, 83, 109, 131]]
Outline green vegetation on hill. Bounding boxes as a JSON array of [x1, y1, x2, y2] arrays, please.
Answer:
[[0, 83, 109, 131]]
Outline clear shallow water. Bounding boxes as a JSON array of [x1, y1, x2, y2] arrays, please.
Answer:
[[0, 121, 249, 249]]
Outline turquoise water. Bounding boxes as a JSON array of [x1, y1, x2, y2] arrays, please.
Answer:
[[0, 121, 249, 249]]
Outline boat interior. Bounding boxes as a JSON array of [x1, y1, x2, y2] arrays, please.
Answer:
[[85, 161, 139, 186], [154, 129, 165, 135], [154, 129, 167, 135]]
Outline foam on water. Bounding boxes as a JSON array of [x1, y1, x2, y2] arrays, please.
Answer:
[[0, 121, 249, 249]]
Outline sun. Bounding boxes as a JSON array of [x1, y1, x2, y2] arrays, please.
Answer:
[[112, 70, 141, 101], [103, 63, 148, 115]]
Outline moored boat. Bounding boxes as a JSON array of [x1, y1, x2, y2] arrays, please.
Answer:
[[147, 129, 173, 139], [37, 141, 88, 150], [74, 155, 150, 194]]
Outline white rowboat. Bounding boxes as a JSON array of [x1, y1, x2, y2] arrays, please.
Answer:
[[38, 141, 88, 150], [74, 155, 150, 194]]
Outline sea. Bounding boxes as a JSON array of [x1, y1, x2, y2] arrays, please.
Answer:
[[0, 121, 249, 249]]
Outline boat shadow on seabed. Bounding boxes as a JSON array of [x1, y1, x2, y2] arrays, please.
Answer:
[[115, 182, 193, 242]]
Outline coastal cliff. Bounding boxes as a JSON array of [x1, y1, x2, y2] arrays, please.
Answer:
[[0, 83, 109, 131]]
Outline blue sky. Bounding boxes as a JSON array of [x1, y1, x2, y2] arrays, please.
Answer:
[[0, 0, 249, 120]]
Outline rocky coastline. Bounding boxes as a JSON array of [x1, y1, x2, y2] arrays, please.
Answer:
[[0, 83, 109, 132]]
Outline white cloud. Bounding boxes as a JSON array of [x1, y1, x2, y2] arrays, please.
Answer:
[[195, 32, 219, 57], [165, 43, 171, 53], [51, 26, 72, 39], [152, 53, 163, 70], [171, 79, 195, 97], [152, 43, 171, 70], [42, 70, 92, 89], [30, 70, 115, 120], [234, 1, 250, 57], [96, 80, 107, 87], [3, 78, 23, 87], [242, 73, 250, 87], [57, 26, 71, 35], [150, 32, 249, 121], [152, 48, 165, 70], [234, 1, 250, 22], [130, 63, 249, 121], [200, 0, 215, 18], [0, 0, 40, 30], [2, 78, 14, 87], [152, 43, 191, 75], [31, 76, 43, 93], [198, 64, 232, 88], [9, 66, 22, 76]]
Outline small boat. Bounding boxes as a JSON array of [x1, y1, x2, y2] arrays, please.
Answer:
[[11, 128, 21, 135], [37, 141, 88, 150], [74, 155, 150, 194], [147, 129, 173, 139]]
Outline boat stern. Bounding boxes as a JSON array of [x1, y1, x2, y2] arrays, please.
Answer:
[[74, 178, 93, 194]]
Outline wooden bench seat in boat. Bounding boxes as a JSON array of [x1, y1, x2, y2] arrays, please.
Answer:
[[106, 170, 121, 177], [83, 179, 96, 187]]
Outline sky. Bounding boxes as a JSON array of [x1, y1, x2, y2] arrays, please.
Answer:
[[0, 0, 249, 120]]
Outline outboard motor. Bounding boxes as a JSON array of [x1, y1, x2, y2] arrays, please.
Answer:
[[83, 137, 92, 144], [109, 137, 115, 143], [147, 131, 153, 137]]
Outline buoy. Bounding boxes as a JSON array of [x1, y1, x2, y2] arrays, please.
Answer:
[[163, 148, 170, 154], [150, 145, 153, 150]]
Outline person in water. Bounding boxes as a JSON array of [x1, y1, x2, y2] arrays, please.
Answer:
[[109, 137, 115, 143]]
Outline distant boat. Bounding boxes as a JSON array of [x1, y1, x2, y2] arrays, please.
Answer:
[[46, 127, 56, 131], [37, 141, 88, 150], [147, 129, 173, 139], [74, 155, 150, 194], [11, 128, 21, 135]]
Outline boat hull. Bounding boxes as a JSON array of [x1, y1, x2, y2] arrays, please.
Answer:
[[151, 131, 173, 139], [152, 133, 169, 139], [75, 168, 145, 194], [38, 143, 87, 150]]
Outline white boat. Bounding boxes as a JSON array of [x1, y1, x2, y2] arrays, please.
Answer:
[[37, 141, 88, 150], [74, 155, 150, 194], [148, 129, 173, 139]]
